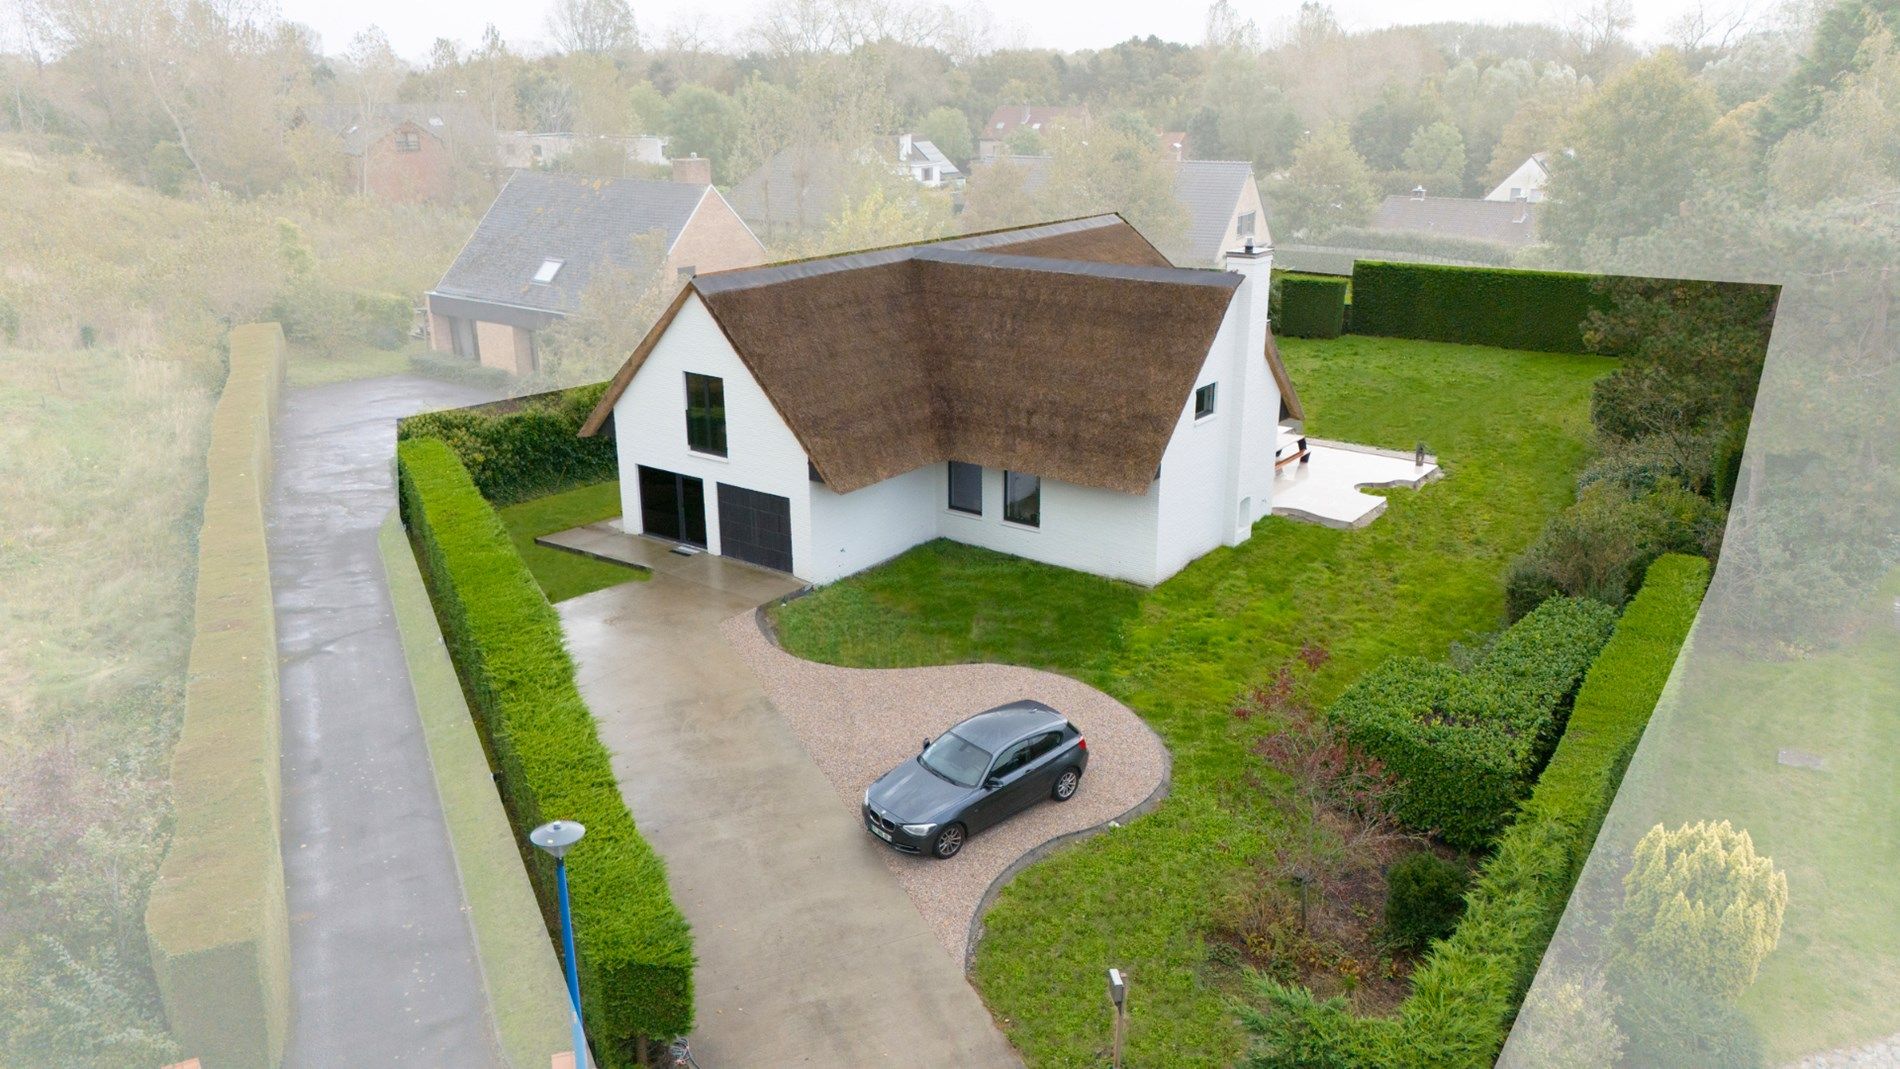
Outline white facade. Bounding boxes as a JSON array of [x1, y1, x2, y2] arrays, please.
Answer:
[[1485, 154, 1550, 203], [609, 249, 1282, 587]]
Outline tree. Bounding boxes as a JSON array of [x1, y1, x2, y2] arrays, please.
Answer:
[[1403, 120, 1466, 194], [547, 0, 638, 56], [958, 156, 1046, 232], [1269, 123, 1378, 240], [1040, 120, 1189, 259], [803, 181, 953, 258], [1350, 81, 1449, 171], [663, 85, 739, 179], [534, 232, 673, 386], [915, 105, 972, 166], [1757, 0, 1900, 143], [1610, 820, 1788, 1002], [343, 27, 406, 198]]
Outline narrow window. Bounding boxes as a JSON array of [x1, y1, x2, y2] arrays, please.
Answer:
[[532, 258, 564, 284], [1003, 471, 1040, 528], [1195, 382, 1218, 420], [684, 373, 727, 456], [1237, 211, 1256, 237], [947, 462, 982, 515]]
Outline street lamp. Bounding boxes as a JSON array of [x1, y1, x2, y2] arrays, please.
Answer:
[[1107, 968, 1128, 1068], [531, 820, 589, 1069]]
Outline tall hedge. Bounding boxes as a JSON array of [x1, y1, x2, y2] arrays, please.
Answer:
[[1277, 275, 1349, 338], [145, 322, 291, 1069], [1349, 261, 1617, 354], [398, 382, 616, 505], [397, 438, 692, 1061], [1329, 597, 1618, 848], [1246, 555, 1712, 1068]]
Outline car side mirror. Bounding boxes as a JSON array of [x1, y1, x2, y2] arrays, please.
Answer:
[[984, 776, 1003, 790], [921, 737, 930, 754]]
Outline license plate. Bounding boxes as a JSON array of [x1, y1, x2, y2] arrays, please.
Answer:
[[869, 822, 892, 842]]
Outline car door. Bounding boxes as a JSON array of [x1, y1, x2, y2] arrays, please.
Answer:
[[969, 738, 1035, 832], [1015, 731, 1065, 802]]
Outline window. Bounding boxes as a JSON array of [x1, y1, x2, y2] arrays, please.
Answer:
[[684, 373, 727, 456], [947, 461, 982, 515], [1237, 210, 1256, 237], [532, 258, 564, 284], [1003, 471, 1040, 527], [989, 739, 1035, 780], [1195, 382, 1218, 420], [1024, 731, 1061, 761], [394, 130, 422, 152]]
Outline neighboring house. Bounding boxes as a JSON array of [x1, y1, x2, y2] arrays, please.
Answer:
[[426, 165, 767, 375], [1159, 130, 1189, 161], [896, 134, 960, 187], [497, 131, 668, 171], [1372, 192, 1542, 248], [728, 144, 847, 232], [969, 155, 1267, 268], [578, 214, 1305, 587], [1485, 152, 1551, 203], [976, 105, 1091, 159], [308, 103, 477, 203]]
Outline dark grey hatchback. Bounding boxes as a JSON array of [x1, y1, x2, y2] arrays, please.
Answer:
[[862, 701, 1089, 859]]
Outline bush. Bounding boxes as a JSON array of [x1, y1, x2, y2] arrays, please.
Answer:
[[1612, 970, 1767, 1069], [144, 323, 291, 1068], [1383, 852, 1468, 952], [1276, 274, 1349, 338], [1248, 556, 1711, 1067], [1348, 261, 1615, 354], [398, 383, 617, 505], [354, 290, 414, 350], [409, 351, 516, 390], [1505, 484, 1724, 619], [397, 438, 692, 1059], [273, 279, 414, 355], [1329, 597, 1618, 847], [1610, 820, 1788, 1002]]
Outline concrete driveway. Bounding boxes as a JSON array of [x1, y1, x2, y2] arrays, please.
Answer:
[[556, 539, 1021, 1068]]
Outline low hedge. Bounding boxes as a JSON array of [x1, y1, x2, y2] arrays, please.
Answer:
[[1349, 261, 1617, 354], [1329, 597, 1617, 847], [1246, 554, 1712, 1068], [398, 382, 615, 505], [397, 437, 692, 1062], [144, 322, 291, 1069], [1276, 274, 1349, 338]]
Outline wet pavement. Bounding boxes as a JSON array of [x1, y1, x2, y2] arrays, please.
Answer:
[[271, 375, 505, 1068]]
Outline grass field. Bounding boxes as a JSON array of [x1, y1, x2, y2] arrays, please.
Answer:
[[770, 334, 1615, 1065], [285, 341, 424, 388], [495, 481, 646, 602]]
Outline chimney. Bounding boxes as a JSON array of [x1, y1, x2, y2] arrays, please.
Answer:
[[1222, 237, 1275, 545], [670, 153, 711, 185], [898, 132, 913, 159], [1411, 185, 1427, 201]]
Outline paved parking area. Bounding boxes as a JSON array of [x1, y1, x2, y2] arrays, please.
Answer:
[[556, 540, 1021, 1068]]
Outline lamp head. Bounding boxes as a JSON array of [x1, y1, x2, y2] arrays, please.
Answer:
[[530, 820, 586, 860]]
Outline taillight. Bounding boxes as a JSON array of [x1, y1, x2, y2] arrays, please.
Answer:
[[1078, 738, 1087, 751]]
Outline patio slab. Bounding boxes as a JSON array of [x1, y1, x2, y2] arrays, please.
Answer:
[[1272, 437, 1441, 529]]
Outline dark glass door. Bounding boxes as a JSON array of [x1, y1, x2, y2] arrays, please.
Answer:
[[636, 465, 707, 547]]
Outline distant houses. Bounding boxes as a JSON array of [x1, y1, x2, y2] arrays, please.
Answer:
[[497, 132, 669, 172], [895, 134, 960, 188], [1485, 152, 1553, 203], [304, 103, 485, 203], [426, 166, 766, 375], [727, 135, 959, 235], [976, 105, 1091, 158], [1370, 189, 1542, 249]]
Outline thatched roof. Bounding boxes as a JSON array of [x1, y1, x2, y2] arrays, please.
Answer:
[[583, 215, 1272, 496]]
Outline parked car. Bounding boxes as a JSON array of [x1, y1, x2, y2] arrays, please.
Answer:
[[862, 701, 1088, 859]]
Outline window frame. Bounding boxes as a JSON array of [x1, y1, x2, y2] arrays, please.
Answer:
[[1237, 210, 1256, 237], [531, 258, 564, 285], [947, 461, 983, 515], [1002, 470, 1041, 529], [1194, 382, 1218, 421], [394, 129, 422, 153], [683, 372, 728, 458]]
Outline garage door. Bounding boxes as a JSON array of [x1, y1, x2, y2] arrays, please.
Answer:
[[716, 483, 793, 573]]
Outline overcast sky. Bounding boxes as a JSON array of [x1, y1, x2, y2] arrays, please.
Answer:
[[275, 0, 1717, 62]]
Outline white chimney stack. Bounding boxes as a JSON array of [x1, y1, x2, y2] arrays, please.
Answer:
[[1222, 239, 1277, 545]]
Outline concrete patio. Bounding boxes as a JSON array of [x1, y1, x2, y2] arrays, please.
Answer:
[[1272, 436, 1441, 529]]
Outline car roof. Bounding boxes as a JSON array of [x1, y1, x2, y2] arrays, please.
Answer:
[[950, 701, 1067, 751]]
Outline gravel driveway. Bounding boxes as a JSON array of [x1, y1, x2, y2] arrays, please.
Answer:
[[723, 611, 1170, 962]]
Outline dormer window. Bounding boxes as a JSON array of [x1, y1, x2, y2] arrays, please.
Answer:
[[394, 130, 422, 152], [532, 258, 564, 284]]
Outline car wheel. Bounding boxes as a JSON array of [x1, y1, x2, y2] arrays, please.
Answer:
[[1052, 767, 1081, 802], [929, 823, 966, 860]]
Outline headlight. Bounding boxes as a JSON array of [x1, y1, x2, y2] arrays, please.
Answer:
[[901, 823, 937, 836], [863, 788, 871, 807]]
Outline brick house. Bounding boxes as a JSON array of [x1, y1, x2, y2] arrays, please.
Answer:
[[975, 105, 1091, 159], [312, 104, 476, 203], [426, 162, 767, 375]]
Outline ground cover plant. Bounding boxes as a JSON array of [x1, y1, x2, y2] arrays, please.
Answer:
[[496, 481, 647, 602], [770, 333, 1615, 1064], [398, 383, 618, 505]]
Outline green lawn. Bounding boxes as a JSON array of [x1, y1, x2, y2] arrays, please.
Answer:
[[285, 341, 423, 388], [770, 334, 1615, 1066], [495, 481, 647, 602]]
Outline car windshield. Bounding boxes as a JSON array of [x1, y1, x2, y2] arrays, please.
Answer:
[[919, 731, 992, 788]]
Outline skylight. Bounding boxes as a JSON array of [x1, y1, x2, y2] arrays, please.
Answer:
[[532, 258, 564, 284]]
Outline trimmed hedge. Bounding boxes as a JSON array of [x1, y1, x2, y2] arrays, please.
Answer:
[[145, 322, 291, 1069], [1349, 261, 1617, 354], [1330, 597, 1618, 848], [398, 382, 616, 505], [1277, 274, 1349, 338], [397, 437, 692, 1061], [1246, 555, 1712, 1068]]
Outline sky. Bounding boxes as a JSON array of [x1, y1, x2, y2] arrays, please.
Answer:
[[275, 0, 1718, 62]]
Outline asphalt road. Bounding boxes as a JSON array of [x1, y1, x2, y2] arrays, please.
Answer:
[[271, 374, 504, 1068]]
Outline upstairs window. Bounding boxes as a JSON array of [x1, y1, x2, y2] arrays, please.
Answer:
[[1003, 471, 1040, 528], [1195, 382, 1218, 420], [532, 258, 564, 284], [394, 130, 422, 152], [1237, 211, 1256, 237], [685, 373, 727, 457], [947, 462, 982, 515]]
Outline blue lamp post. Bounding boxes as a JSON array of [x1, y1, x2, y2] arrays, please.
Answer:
[[531, 820, 589, 1069]]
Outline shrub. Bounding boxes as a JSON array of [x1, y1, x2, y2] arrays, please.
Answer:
[[1507, 976, 1626, 1069], [409, 351, 516, 390], [1247, 556, 1711, 1067], [1612, 970, 1766, 1069], [1329, 597, 1618, 847], [397, 438, 692, 1060], [1383, 852, 1468, 952], [353, 290, 414, 350], [398, 382, 617, 505], [1348, 261, 1615, 354], [1276, 274, 1349, 338], [1505, 484, 1724, 619], [1609, 820, 1788, 1002]]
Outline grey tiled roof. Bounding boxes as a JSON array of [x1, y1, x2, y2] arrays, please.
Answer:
[[431, 170, 709, 315], [1372, 195, 1542, 247], [728, 145, 848, 229], [970, 155, 1261, 266]]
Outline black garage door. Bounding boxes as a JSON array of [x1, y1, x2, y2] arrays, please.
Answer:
[[638, 465, 707, 547], [716, 483, 793, 573]]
